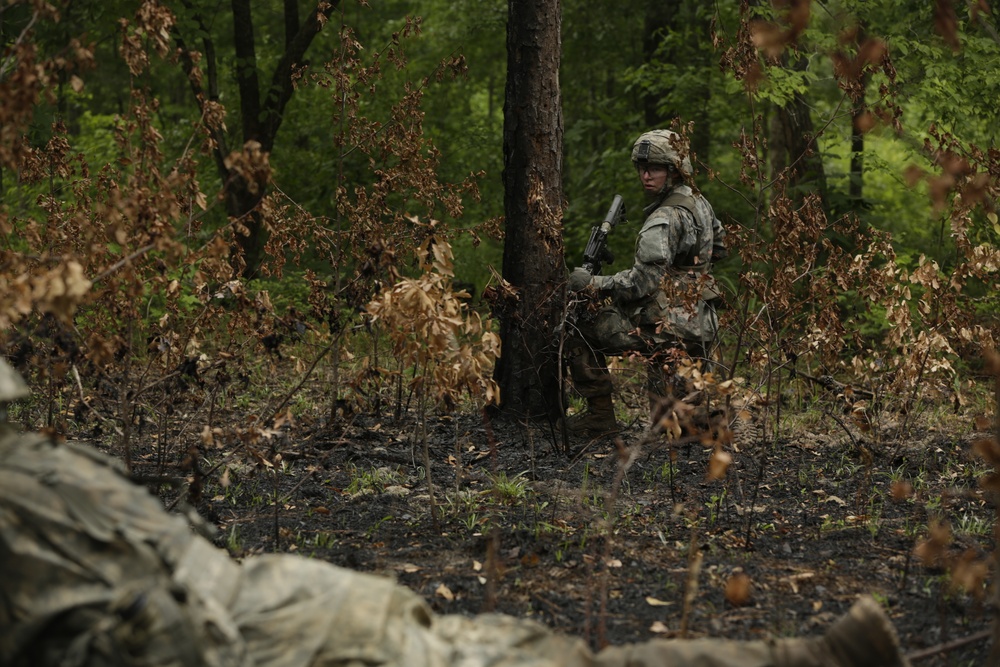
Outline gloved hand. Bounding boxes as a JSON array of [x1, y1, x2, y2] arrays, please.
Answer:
[[567, 267, 592, 292]]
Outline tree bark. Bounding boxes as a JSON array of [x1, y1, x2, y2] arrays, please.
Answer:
[[232, 0, 262, 144], [641, 0, 673, 128], [494, 0, 566, 422]]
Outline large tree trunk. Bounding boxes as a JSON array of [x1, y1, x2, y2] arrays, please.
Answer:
[[494, 0, 566, 421]]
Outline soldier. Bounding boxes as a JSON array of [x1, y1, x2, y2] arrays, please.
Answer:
[[565, 129, 726, 436], [0, 358, 907, 667]]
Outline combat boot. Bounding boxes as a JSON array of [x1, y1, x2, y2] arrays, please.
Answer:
[[772, 596, 909, 667], [565, 395, 619, 437]]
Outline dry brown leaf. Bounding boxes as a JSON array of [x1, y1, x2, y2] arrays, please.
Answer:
[[890, 480, 913, 501], [707, 448, 733, 480], [725, 572, 752, 607]]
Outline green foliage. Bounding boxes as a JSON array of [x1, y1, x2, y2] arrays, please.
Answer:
[[1, 0, 999, 465]]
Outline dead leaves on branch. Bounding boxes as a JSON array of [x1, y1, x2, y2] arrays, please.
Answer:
[[748, 0, 810, 61], [366, 233, 500, 411], [0, 257, 91, 328], [120, 0, 176, 76], [720, 1, 899, 134], [0, 9, 94, 171], [225, 141, 272, 198]]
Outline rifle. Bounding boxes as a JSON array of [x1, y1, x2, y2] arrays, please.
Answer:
[[582, 194, 627, 275]]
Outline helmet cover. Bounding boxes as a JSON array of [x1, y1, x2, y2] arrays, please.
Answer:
[[631, 129, 692, 176]]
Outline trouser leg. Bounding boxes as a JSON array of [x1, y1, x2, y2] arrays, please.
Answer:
[[564, 341, 618, 435], [645, 345, 689, 427], [567, 341, 613, 399], [595, 596, 908, 667], [596, 638, 776, 667]]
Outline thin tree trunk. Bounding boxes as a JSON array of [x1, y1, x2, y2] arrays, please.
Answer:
[[174, 0, 340, 278], [769, 54, 827, 204], [849, 101, 865, 201], [641, 0, 712, 164]]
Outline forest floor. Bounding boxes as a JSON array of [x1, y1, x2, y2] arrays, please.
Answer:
[[125, 376, 999, 667]]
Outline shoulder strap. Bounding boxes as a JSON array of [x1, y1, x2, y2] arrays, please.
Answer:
[[660, 191, 697, 217], [659, 191, 710, 272]]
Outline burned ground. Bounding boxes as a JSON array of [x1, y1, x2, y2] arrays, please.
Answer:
[[119, 393, 999, 667]]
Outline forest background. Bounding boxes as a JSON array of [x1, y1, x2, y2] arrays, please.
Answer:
[[3, 0, 1000, 664]]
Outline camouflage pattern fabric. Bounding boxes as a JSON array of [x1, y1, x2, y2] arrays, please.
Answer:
[[1, 427, 902, 667], [0, 428, 248, 667], [585, 184, 721, 348]]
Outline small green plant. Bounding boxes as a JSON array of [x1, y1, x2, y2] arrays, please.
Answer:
[[226, 524, 242, 553], [955, 511, 991, 537], [223, 481, 244, 506], [313, 531, 336, 549], [820, 515, 846, 534], [488, 470, 529, 504], [346, 465, 404, 495], [365, 515, 394, 541], [706, 488, 728, 526], [462, 512, 489, 532], [902, 518, 922, 539]]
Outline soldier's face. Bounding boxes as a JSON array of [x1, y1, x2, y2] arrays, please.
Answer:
[[636, 163, 668, 193]]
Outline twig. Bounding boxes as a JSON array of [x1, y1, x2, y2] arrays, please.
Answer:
[[823, 408, 860, 451], [906, 629, 992, 662], [594, 438, 640, 649], [743, 437, 767, 549], [898, 344, 931, 439], [482, 527, 499, 613], [264, 338, 335, 425], [679, 524, 703, 638], [92, 243, 156, 283], [70, 365, 125, 437], [989, 350, 1000, 663], [791, 367, 876, 401], [0, 10, 39, 79], [419, 399, 440, 531]]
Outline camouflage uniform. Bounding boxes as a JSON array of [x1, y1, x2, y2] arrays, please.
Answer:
[[0, 426, 909, 667], [565, 130, 726, 434], [582, 181, 722, 352]]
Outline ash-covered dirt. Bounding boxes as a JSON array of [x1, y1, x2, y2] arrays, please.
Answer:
[[135, 400, 998, 667]]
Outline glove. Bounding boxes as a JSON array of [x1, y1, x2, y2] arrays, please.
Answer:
[[567, 267, 592, 292]]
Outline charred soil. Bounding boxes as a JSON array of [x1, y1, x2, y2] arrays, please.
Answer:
[[122, 400, 997, 666]]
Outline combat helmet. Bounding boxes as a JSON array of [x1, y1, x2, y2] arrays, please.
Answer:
[[632, 129, 692, 177], [0, 358, 29, 423]]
